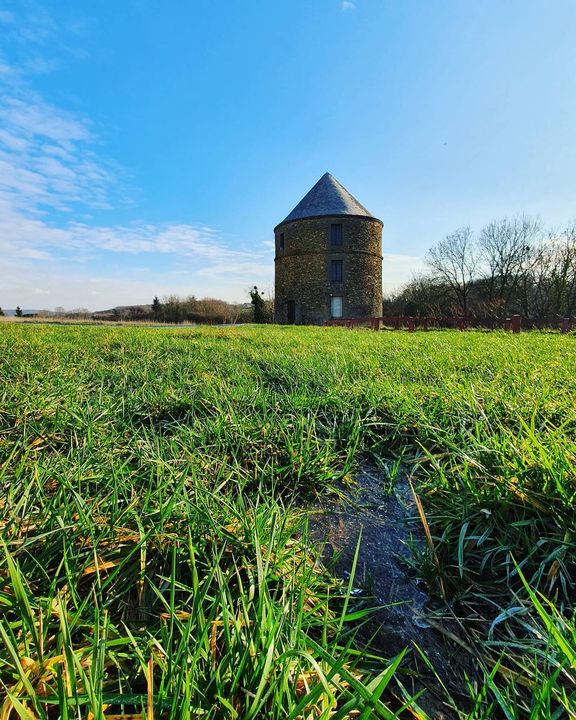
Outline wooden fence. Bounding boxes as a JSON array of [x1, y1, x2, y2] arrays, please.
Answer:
[[324, 315, 575, 333]]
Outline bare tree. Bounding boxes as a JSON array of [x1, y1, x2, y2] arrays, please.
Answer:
[[478, 216, 542, 315], [396, 217, 575, 324], [161, 295, 185, 323], [425, 227, 478, 315], [384, 275, 453, 317], [523, 240, 554, 319], [547, 223, 576, 317]]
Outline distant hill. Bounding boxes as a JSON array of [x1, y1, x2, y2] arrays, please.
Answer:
[[1, 300, 255, 323], [2, 309, 46, 317], [93, 304, 152, 314], [92, 304, 152, 320]]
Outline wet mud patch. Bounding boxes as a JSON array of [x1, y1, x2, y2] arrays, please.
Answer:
[[308, 465, 476, 716]]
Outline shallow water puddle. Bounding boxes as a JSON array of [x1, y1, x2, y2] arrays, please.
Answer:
[[308, 466, 430, 651], [308, 465, 473, 715]]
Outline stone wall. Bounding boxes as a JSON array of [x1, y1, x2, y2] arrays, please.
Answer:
[[274, 215, 383, 325]]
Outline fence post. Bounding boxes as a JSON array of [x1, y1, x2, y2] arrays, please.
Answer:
[[408, 316, 415, 333], [561, 317, 570, 334], [511, 315, 521, 334], [422, 318, 429, 331]]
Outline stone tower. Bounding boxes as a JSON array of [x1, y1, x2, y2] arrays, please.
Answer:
[[274, 172, 383, 325]]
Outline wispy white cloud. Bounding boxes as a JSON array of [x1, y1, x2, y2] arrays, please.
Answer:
[[0, 186, 267, 270], [0, 13, 273, 308], [340, 1, 356, 11], [0, 80, 119, 221], [1, 249, 269, 308], [196, 260, 272, 278], [0, 5, 58, 48]]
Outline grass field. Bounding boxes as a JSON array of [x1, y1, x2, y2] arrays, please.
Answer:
[[0, 323, 575, 719]]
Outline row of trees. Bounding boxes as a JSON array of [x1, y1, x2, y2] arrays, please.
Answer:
[[145, 296, 245, 324], [385, 218, 576, 321], [149, 290, 273, 324], [2, 290, 274, 325]]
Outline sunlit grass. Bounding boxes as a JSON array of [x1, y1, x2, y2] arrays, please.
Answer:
[[0, 323, 575, 717]]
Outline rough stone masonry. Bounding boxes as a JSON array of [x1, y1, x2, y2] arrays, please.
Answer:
[[274, 173, 383, 325]]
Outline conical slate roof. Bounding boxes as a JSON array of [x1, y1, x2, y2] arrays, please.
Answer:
[[279, 172, 377, 225]]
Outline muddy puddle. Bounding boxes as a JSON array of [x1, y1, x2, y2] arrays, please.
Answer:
[[308, 465, 475, 716]]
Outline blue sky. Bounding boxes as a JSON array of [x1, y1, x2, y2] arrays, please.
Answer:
[[1, 0, 575, 310]]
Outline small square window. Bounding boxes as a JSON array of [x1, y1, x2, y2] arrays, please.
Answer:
[[331, 296, 343, 318], [330, 224, 343, 245], [279, 233, 285, 250], [331, 259, 343, 282]]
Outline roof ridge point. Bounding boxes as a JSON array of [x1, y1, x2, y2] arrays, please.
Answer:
[[279, 172, 377, 225]]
